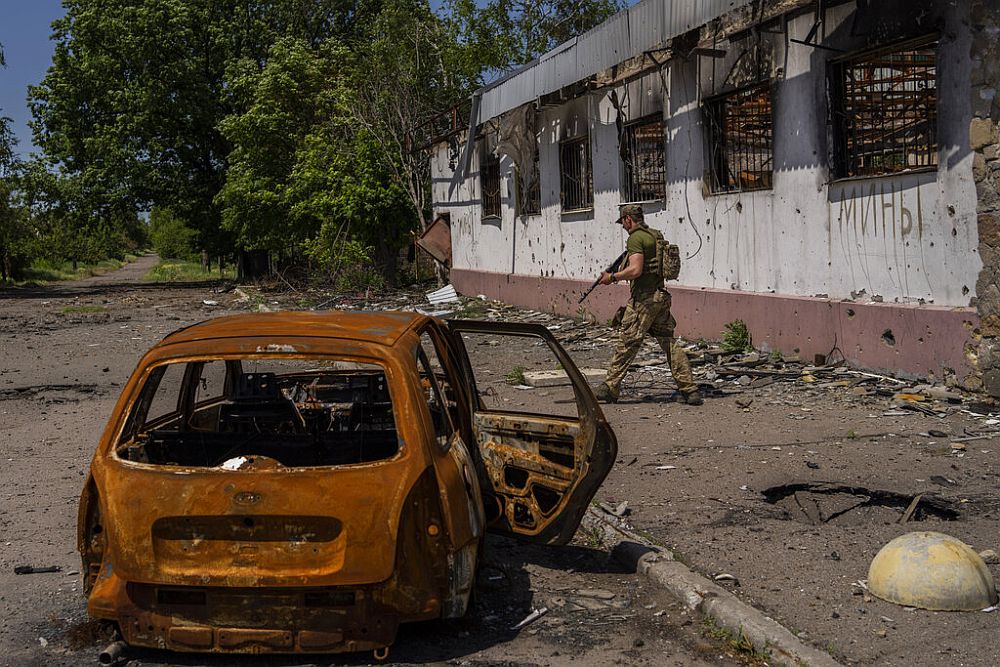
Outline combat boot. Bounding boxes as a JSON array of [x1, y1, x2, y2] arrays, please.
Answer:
[[678, 390, 703, 406]]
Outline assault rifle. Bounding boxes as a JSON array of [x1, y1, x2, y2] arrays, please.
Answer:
[[578, 250, 628, 304]]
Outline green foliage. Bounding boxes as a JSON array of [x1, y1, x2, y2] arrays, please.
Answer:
[[149, 207, 197, 260], [768, 349, 783, 362], [442, 0, 624, 72], [145, 259, 234, 282], [61, 305, 106, 314], [721, 319, 753, 353], [505, 366, 527, 385]]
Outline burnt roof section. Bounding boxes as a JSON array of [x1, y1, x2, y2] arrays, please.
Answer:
[[474, 0, 755, 122], [161, 310, 428, 348]]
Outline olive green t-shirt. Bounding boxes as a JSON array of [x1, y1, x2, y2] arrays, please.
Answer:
[[625, 226, 661, 297]]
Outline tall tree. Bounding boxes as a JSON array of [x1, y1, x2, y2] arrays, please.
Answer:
[[443, 0, 624, 73], [28, 0, 381, 257]]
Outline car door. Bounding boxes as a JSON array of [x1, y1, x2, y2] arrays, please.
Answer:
[[442, 319, 617, 545]]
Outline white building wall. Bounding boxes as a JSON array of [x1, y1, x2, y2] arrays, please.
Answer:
[[431, 2, 980, 308]]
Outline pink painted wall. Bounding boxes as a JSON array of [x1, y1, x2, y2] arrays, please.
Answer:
[[451, 268, 978, 382]]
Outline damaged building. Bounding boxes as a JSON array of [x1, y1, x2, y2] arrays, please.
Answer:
[[427, 0, 1000, 394]]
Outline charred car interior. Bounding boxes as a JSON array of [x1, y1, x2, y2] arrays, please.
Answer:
[[118, 360, 400, 468], [79, 311, 616, 657]]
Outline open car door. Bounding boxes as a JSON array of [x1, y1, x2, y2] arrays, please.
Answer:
[[443, 319, 617, 545]]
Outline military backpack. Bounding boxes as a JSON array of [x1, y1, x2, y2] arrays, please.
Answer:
[[639, 226, 681, 282]]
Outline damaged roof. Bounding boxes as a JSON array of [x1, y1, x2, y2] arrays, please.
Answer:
[[475, 0, 756, 121], [161, 311, 427, 347]]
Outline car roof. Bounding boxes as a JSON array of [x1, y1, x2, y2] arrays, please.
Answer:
[[160, 310, 431, 348]]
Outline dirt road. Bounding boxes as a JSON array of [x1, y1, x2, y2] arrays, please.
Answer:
[[4, 258, 1000, 666], [0, 260, 742, 667]]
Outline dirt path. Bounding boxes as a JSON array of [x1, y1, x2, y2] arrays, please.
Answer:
[[0, 261, 743, 667]]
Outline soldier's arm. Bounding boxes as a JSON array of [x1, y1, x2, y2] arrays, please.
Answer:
[[600, 252, 643, 284]]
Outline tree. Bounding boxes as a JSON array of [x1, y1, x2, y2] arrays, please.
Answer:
[[29, 1, 382, 259], [442, 0, 624, 73]]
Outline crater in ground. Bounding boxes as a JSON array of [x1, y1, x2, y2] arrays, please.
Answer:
[[762, 482, 961, 526]]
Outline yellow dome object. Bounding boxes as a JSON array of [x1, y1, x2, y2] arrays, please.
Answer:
[[868, 531, 998, 611]]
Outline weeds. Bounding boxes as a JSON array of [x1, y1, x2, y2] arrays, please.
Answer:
[[701, 618, 770, 665], [722, 319, 753, 353], [61, 305, 106, 314], [504, 366, 527, 385], [768, 349, 783, 362], [145, 260, 234, 282]]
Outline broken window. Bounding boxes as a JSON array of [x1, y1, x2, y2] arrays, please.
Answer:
[[704, 83, 774, 193], [417, 330, 459, 450], [559, 135, 593, 212], [516, 143, 541, 216], [480, 137, 501, 219], [117, 357, 399, 468], [620, 116, 666, 202], [831, 36, 938, 179]]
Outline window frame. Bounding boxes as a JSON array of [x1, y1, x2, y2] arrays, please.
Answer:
[[516, 138, 541, 217], [620, 114, 666, 203], [704, 81, 775, 195], [559, 134, 594, 213], [830, 34, 939, 181], [479, 134, 501, 219]]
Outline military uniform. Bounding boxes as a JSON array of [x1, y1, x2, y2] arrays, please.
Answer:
[[599, 205, 699, 403]]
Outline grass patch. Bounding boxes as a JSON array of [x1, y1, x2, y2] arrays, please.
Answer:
[[701, 619, 770, 665], [145, 259, 234, 282], [3, 257, 134, 286], [61, 305, 107, 314], [504, 366, 527, 386]]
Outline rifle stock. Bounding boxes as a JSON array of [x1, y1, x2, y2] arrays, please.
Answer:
[[578, 250, 628, 304]]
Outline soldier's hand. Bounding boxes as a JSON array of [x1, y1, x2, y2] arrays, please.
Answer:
[[598, 271, 613, 285]]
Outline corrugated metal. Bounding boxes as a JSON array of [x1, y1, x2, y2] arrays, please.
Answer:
[[628, 1, 666, 53], [475, 0, 756, 125], [575, 12, 631, 82]]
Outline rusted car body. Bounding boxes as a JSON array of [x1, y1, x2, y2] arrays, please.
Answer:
[[79, 311, 616, 655]]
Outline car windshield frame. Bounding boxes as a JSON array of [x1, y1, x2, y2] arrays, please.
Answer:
[[110, 352, 410, 471]]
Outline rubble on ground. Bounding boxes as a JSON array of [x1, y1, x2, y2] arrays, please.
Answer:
[[235, 282, 1000, 433]]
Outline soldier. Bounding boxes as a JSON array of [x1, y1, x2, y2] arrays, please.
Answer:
[[594, 204, 702, 405]]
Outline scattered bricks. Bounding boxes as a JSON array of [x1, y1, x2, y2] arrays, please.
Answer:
[[971, 118, 996, 150]]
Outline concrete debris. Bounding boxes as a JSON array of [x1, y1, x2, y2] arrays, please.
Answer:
[[426, 284, 459, 305], [510, 607, 549, 631], [243, 284, 991, 430]]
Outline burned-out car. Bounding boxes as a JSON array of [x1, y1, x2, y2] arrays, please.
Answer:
[[79, 311, 616, 656]]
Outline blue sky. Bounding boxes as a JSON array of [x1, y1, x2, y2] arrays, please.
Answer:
[[0, 0, 64, 158]]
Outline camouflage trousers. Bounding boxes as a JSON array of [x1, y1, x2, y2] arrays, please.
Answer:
[[603, 289, 697, 398]]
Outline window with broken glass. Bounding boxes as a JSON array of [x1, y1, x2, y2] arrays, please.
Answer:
[[704, 83, 774, 194], [620, 116, 666, 202], [831, 36, 938, 179], [559, 135, 593, 212], [480, 139, 501, 219], [516, 145, 541, 216]]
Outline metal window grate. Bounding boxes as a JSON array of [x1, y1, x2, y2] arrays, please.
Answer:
[[705, 83, 774, 194], [832, 37, 937, 179], [480, 140, 501, 219], [560, 136, 593, 212], [517, 144, 541, 216], [621, 116, 666, 202]]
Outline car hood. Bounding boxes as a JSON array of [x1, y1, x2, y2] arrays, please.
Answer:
[[93, 457, 421, 587]]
